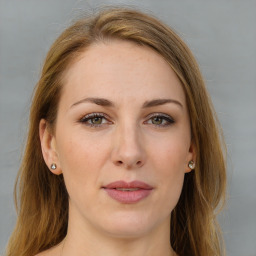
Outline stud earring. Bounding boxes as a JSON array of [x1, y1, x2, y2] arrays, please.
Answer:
[[188, 160, 195, 170], [50, 163, 57, 170]]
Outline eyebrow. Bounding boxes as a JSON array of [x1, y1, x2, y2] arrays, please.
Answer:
[[71, 97, 183, 109], [142, 99, 183, 108], [71, 97, 114, 108]]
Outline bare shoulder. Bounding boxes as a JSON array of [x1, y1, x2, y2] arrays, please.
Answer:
[[35, 244, 61, 256], [35, 250, 54, 256]]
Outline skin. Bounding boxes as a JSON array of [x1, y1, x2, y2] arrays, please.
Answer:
[[39, 40, 195, 256]]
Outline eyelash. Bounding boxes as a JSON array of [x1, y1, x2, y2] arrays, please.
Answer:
[[79, 112, 175, 128], [144, 113, 175, 127], [79, 113, 111, 128]]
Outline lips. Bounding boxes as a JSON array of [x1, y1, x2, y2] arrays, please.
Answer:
[[103, 180, 153, 204], [104, 180, 153, 190]]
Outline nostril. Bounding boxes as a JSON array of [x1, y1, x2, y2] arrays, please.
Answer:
[[117, 160, 123, 165]]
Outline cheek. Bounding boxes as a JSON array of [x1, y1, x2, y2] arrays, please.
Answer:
[[148, 136, 188, 205], [149, 134, 189, 174], [154, 144, 186, 189], [55, 130, 105, 194]]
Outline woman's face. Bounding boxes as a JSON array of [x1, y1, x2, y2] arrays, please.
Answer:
[[41, 40, 195, 238]]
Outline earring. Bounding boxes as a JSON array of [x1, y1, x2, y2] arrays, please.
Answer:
[[50, 163, 57, 170], [188, 160, 195, 170]]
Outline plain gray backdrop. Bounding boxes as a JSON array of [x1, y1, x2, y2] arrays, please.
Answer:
[[0, 0, 256, 255]]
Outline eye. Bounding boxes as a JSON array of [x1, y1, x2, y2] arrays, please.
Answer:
[[145, 113, 175, 127], [79, 113, 112, 127]]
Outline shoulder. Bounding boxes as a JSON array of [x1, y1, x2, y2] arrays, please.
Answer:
[[35, 251, 51, 256], [35, 245, 61, 256], [35, 251, 55, 256]]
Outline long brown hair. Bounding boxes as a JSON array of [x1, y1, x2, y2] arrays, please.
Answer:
[[6, 7, 226, 256]]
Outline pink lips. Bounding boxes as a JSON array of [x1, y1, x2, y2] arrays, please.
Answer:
[[103, 180, 153, 204]]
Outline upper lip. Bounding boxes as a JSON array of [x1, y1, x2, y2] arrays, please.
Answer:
[[103, 180, 153, 190]]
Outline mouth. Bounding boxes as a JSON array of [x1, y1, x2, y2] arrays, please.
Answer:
[[115, 188, 140, 191], [102, 180, 153, 204]]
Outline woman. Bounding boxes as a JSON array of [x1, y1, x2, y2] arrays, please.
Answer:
[[6, 7, 226, 256]]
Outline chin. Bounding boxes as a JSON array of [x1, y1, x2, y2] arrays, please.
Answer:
[[96, 211, 163, 239]]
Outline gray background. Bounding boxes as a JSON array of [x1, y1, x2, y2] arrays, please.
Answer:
[[0, 0, 255, 255]]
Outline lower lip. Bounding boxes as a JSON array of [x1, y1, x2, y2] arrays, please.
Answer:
[[104, 188, 152, 204]]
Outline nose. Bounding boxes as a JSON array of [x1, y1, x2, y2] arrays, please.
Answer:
[[111, 123, 146, 169]]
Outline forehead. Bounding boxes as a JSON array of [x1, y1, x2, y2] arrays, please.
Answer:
[[60, 40, 186, 108]]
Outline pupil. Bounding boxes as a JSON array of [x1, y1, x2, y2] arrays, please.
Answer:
[[153, 117, 162, 125], [93, 117, 102, 124]]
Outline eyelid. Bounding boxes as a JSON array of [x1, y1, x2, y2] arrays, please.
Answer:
[[78, 112, 174, 128], [146, 112, 174, 120], [79, 112, 113, 127], [79, 112, 109, 120], [144, 112, 175, 126]]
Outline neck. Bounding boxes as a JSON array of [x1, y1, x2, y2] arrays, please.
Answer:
[[60, 200, 178, 256], [61, 215, 176, 256], [61, 235, 176, 256]]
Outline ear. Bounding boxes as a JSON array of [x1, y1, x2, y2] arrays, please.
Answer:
[[39, 119, 62, 175], [185, 141, 197, 173]]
